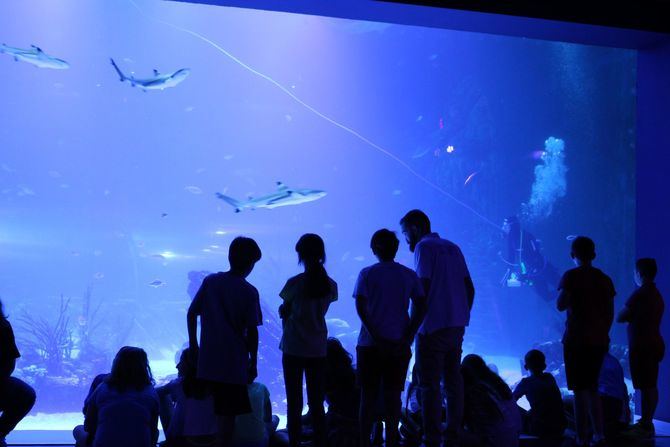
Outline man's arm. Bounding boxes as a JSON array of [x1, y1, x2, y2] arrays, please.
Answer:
[[247, 325, 259, 382], [465, 276, 475, 310], [0, 357, 15, 380], [405, 296, 427, 344], [186, 304, 199, 353]]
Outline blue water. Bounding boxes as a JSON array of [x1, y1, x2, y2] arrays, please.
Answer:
[[1, 0, 635, 429]]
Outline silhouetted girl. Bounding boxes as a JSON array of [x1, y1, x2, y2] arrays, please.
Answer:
[[84, 346, 159, 447], [279, 234, 338, 447]]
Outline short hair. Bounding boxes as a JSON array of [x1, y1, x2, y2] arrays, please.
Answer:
[[371, 229, 399, 261], [228, 237, 262, 271], [400, 209, 431, 233], [571, 236, 595, 261], [636, 258, 657, 280], [524, 349, 546, 372]]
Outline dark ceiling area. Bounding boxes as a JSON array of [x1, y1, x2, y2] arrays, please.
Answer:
[[380, 0, 670, 33]]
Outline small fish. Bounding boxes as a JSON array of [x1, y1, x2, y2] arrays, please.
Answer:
[[93, 250, 103, 256], [150, 254, 166, 260], [60, 183, 70, 189], [353, 256, 365, 262], [415, 115, 423, 122], [446, 145, 455, 153], [464, 171, 478, 186], [48, 170, 62, 178], [323, 223, 336, 229], [196, 168, 206, 174], [53, 82, 64, 89], [566, 235, 578, 241], [223, 154, 234, 161], [137, 241, 145, 248], [341, 251, 350, 262], [184, 106, 195, 112], [429, 54, 438, 61], [392, 189, 402, 196], [184, 185, 203, 194], [17, 185, 35, 196], [285, 114, 293, 122], [434, 148, 441, 157], [326, 318, 350, 329], [93, 272, 104, 280], [1, 164, 14, 173], [70, 250, 80, 257], [161, 212, 168, 218], [439, 118, 444, 129], [148, 279, 165, 288], [215, 230, 227, 235]]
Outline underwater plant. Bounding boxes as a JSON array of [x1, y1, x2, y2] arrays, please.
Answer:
[[17, 294, 73, 376]]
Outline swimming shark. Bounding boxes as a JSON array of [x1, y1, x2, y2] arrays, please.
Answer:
[[110, 58, 190, 91], [216, 182, 326, 212], [0, 44, 69, 69]]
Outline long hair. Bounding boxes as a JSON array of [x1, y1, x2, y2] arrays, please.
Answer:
[[326, 337, 355, 385], [178, 348, 208, 399], [106, 346, 155, 392], [0, 299, 6, 320], [461, 354, 512, 401], [296, 233, 331, 299]]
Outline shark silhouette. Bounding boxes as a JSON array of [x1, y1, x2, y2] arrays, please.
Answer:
[[110, 58, 189, 91], [216, 182, 326, 212]]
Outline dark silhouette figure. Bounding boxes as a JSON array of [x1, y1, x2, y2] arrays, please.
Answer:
[[0, 299, 36, 447], [73, 373, 109, 446], [157, 348, 217, 447], [324, 337, 360, 447], [557, 236, 615, 447], [461, 354, 521, 447], [354, 229, 426, 447], [512, 349, 566, 440], [617, 257, 665, 440], [500, 216, 560, 301], [187, 237, 263, 447], [84, 346, 159, 447], [279, 234, 338, 447], [400, 210, 475, 447]]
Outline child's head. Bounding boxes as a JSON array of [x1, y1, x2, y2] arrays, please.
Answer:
[[635, 258, 657, 285], [371, 229, 399, 262], [176, 348, 197, 378], [296, 233, 326, 267], [571, 236, 596, 264], [524, 349, 547, 375], [228, 237, 262, 275], [107, 346, 154, 392]]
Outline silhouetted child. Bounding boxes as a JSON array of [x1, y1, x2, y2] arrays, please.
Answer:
[[232, 379, 278, 447], [279, 234, 338, 447], [324, 337, 359, 447], [513, 349, 566, 439], [157, 348, 217, 447], [557, 236, 615, 447], [187, 236, 263, 447], [73, 373, 109, 447], [617, 257, 665, 440], [597, 352, 630, 439], [0, 299, 36, 447], [84, 346, 159, 447], [354, 229, 426, 447], [461, 354, 521, 447]]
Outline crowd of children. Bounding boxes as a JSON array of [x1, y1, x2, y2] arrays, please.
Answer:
[[0, 210, 665, 447]]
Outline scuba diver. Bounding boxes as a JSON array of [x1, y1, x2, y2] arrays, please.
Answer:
[[499, 216, 560, 302]]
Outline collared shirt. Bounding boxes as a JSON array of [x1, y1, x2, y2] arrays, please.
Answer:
[[414, 233, 472, 334]]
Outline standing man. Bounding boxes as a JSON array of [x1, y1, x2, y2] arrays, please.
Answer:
[[400, 210, 475, 447]]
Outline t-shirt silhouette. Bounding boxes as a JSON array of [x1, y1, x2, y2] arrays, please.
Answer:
[[625, 282, 665, 350], [514, 372, 566, 436], [558, 265, 615, 346], [279, 273, 338, 358], [190, 272, 263, 384], [414, 233, 471, 333], [353, 261, 424, 346]]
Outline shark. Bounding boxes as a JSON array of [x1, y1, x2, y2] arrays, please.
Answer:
[[216, 182, 326, 213], [110, 58, 190, 91], [0, 44, 69, 69]]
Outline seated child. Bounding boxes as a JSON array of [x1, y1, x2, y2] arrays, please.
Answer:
[[73, 373, 109, 447], [232, 377, 278, 447], [513, 350, 566, 439], [597, 352, 630, 439], [462, 354, 521, 447], [157, 348, 217, 447], [84, 346, 159, 447]]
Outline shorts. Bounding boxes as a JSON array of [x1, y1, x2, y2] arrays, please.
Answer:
[[563, 344, 607, 391], [630, 342, 665, 389], [357, 344, 411, 392], [206, 381, 251, 416]]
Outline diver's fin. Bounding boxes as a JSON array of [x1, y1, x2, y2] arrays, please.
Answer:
[[31, 45, 43, 53], [153, 69, 159, 76], [215, 192, 242, 212], [276, 181, 288, 191], [109, 58, 126, 82]]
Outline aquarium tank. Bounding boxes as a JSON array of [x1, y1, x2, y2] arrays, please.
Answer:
[[0, 0, 636, 431]]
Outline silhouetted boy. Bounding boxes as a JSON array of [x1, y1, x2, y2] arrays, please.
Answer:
[[513, 349, 566, 439], [187, 237, 263, 447], [617, 258, 665, 439], [557, 236, 615, 447], [354, 229, 426, 447]]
